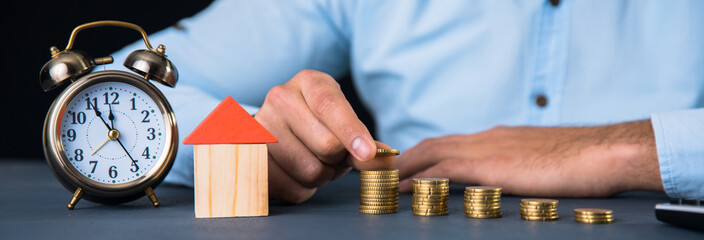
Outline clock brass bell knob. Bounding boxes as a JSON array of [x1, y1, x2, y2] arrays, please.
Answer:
[[123, 44, 178, 88]]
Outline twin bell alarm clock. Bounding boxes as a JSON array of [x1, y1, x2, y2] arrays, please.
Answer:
[[40, 20, 179, 210]]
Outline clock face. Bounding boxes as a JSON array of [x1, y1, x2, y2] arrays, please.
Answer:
[[59, 81, 166, 184]]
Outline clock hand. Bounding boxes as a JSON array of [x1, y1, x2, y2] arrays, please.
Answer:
[[115, 137, 139, 169], [88, 101, 112, 130], [107, 103, 115, 129], [91, 138, 110, 156]]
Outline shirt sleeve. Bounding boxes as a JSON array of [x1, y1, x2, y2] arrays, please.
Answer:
[[106, 0, 353, 186], [651, 108, 704, 199]]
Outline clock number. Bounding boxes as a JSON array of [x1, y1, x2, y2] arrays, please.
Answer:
[[109, 166, 117, 178], [141, 110, 150, 123], [85, 97, 98, 110], [89, 161, 98, 173], [74, 149, 83, 161], [66, 129, 76, 142], [142, 147, 150, 159], [130, 160, 139, 173], [147, 128, 155, 140], [70, 112, 86, 124], [130, 98, 137, 110], [103, 92, 119, 105]]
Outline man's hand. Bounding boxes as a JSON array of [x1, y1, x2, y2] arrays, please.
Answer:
[[395, 121, 664, 197], [255, 70, 386, 204]]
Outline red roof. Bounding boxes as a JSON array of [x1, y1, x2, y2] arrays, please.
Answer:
[[183, 96, 277, 144]]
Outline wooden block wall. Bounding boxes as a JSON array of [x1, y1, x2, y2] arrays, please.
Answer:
[[193, 143, 268, 218]]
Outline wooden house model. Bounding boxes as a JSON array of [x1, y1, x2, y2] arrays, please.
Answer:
[[183, 96, 277, 218]]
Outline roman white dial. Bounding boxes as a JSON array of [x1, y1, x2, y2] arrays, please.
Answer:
[[60, 82, 166, 184]]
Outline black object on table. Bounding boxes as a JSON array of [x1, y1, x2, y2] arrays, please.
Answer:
[[1, 159, 703, 239]]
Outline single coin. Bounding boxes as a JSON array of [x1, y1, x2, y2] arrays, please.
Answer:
[[360, 202, 398, 207], [464, 209, 501, 215], [375, 148, 401, 155], [359, 205, 398, 210], [521, 199, 559, 205], [521, 215, 559, 221], [361, 187, 399, 192], [573, 208, 613, 215], [519, 203, 559, 209], [465, 186, 502, 192], [359, 209, 398, 214], [575, 218, 614, 224], [466, 213, 503, 218], [413, 178, 450, 183], [360, 169, 399, 174]]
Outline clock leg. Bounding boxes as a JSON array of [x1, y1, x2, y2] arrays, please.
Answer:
[[145, 187, 160, 208], [67, 188, 83, 210]]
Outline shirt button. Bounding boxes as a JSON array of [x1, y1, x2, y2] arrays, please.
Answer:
[[535, 95, 548, 107], [549, 0, 560, 7]]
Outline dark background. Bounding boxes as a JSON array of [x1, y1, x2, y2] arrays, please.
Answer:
[[1, 0, 374, 160]]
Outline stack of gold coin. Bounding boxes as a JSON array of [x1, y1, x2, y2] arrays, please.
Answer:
[[359, 168, 399, 214], [574, 208, 614, 224], [464, 186, 502, 218], [412, 178, 449, 216], [520, 199, 559, 221]]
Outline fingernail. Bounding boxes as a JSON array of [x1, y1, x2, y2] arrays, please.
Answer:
[[352, 137, 372, 161]]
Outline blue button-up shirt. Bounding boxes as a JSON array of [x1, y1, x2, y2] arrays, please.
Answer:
[[110, 0, 704, 199]]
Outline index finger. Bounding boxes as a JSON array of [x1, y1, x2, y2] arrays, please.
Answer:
[[294, 70, 376, 162]]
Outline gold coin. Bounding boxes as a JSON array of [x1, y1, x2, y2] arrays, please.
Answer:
[[464, 198, 501, 203], [359, 205, 398, 210], [413, 212, 449, 216], [573, 208, 613, 215], [520, 207, 558, 213], [361, 187, 399, 192], [360, 202, 398, 206], [465, 186, 502, 192], [466, 213, 503, 218], [521, 199, 559, 205], [375, 149, 401, 155], [519, 203, 559, 209], [413, 178, 449, 183], [521, 215, 559, 221], [466, 210, 503, 215], [575, 218, 614, 224], [359, 209, 398, 214], [361, 189, 398, 194], [465, 206, 502, 211], [360, 194, 399, 199]]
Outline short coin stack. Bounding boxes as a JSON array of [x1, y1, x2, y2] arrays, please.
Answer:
[[464, 186, 502, 218], [574, 208, 614, 224], [520, 199, 559, 221], [412, 178, 449, 216], [359, 169, 399, 214]]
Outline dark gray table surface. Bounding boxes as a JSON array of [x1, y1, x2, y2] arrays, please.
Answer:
[[1, 159, 702, 239]]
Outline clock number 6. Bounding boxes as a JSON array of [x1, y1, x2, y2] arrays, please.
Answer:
[[109, 166, 118, 179]]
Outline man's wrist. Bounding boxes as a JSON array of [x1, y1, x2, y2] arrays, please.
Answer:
[[597, 120, 663, 193]]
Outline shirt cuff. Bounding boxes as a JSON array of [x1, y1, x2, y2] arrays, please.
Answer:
[[651, 108, 704, 199]]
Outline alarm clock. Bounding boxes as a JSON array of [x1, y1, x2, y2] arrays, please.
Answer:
[[40, 21, 178, 210]]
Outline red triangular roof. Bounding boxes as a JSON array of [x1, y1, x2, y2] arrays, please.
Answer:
[[183, 96, 277, 144]]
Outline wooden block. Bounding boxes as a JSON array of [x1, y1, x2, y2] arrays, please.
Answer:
[[193, 143, 268, 218]]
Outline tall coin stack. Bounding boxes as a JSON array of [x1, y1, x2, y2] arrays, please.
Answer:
[[412, 178, 449, 216], [464, 186, 502, 218], [359, 169, 399, 214], [574, 208, 614, 224], [520, 199, 559, 221]]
